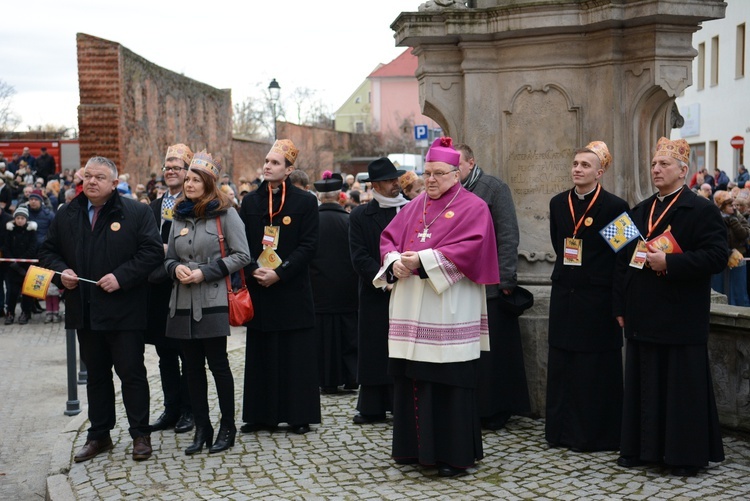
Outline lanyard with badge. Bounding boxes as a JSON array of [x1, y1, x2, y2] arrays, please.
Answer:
[[629, 189, 683, 269], [258, 183, 285, 269], [563, 184, 601, 266]]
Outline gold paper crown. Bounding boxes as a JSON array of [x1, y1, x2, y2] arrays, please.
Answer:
[[399, 170, 419, 190], [189, 149, 221, 179], [269, 139, 299, 165], [655, 137, 690, 164], [165, 143, 194, 166], [584, 141, 612, 171]]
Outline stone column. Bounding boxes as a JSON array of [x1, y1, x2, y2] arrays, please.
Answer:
[[393, 0, 726, 415]]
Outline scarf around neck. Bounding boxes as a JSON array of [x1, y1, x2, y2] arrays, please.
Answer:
[[371, 189, 409, 209], [461, 165, 483, 191]]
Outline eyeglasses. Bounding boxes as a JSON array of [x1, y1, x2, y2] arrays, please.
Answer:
[[162, 166, 186, 173], [422, 169, 457, 180]]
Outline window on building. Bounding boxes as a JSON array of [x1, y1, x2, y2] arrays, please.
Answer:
[[697, 42, 705, 90], [711, 36, 719, 87], [709, 140, 718, 170], [368, 91, 371, 104], [355, 121, 364, 134], [355, 97, 361, 104], [737, 23, 746, 79], [690, 143, 706, 173]]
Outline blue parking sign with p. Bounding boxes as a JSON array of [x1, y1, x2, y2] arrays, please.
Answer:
[[414, 125, 428, 140]]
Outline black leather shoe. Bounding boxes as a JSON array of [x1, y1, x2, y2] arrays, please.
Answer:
[[174, 412, 195, 434], [185, 425, 213, 455], [150, 411, 179, 432], [18, 311, 30, 325], [209, 425, 236, 453], [320, 386, 339, 395], [617, 456, 646, 468], [671, 465, 699, 477], [438, 463, 468, 477], [290, 424, 310, 435], [352, 413, 386, 424], [4, 314, 14, 325], [74, 437, 114, 463]]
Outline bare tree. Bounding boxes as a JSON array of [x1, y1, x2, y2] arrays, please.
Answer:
[[0, 80, 21, 133], [232, 99, 266, 139]]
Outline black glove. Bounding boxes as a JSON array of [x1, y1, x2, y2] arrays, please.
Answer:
[[10, 262, 26, 276]]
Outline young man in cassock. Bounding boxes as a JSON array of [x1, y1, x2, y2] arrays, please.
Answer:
[[374, 137, 499, 477], [239, 139, 321, 435], [546, 141, 629, 452], [615, 137, 726, 477]]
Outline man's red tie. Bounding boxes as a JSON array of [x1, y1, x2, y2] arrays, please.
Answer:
[[91, 205, 102, 229]]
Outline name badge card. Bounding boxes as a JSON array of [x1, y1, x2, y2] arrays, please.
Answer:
[[262, 226, 280, 249], [629, 240, 648, 269], [563, 237, 583, 266]]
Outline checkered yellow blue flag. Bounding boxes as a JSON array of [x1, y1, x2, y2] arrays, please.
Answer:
[[599, 212, 641, 252]]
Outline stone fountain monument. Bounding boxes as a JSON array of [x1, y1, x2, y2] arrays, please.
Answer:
[[391, 0, 727, 414]]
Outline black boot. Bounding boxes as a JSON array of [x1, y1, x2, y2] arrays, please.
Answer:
[[209, 424, 236, 453], [184, 425, 213, 455]]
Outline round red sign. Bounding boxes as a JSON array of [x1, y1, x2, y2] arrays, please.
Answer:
[[731, 136, 745, 149]]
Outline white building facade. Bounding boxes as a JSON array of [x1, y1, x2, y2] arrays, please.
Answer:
[[673, 0, 749, 180]]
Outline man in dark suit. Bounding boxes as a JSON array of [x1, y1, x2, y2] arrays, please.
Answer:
[[546, 141, 629, 452], [146, 144, 194, 434], [348, 158, 407, 424], [39, 156, 163, 462], [239, 139, 320, 435], [615, 137, 727, 477], [309, 172, 359, 394], [456, 143, 531, 431]]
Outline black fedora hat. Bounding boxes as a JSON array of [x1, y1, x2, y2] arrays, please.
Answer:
[[364, 157, 406, 182]]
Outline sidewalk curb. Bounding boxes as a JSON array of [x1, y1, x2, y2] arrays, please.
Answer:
[[46, 409, 87, 501]]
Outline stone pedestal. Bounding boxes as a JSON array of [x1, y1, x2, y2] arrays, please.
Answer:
[[394, 0, 727, 417]]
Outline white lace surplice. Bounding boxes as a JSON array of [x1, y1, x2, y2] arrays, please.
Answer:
[[374, 248, 489, 364]]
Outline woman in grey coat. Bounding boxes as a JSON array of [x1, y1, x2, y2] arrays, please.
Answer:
[[165, 151, 251, 455]]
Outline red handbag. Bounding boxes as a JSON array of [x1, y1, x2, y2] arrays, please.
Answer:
[[216, 216, 254, 326]]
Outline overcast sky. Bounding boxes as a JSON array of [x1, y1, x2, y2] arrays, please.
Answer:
[[1, 0, 421, 130]]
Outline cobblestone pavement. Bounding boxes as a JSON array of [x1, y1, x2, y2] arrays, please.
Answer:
[[0, 313, 79, 500], [40, 326, 750, 500], [3, 316, 750, 500]]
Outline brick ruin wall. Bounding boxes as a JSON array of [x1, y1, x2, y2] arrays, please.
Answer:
[[77, 33, 232, 185], [77, 33, 354, 188]]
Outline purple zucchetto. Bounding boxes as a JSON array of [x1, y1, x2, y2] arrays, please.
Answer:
[[424, 137, 460, 167]]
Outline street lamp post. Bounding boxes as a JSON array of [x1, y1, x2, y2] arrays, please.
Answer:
[[268, 78, 281, 140]]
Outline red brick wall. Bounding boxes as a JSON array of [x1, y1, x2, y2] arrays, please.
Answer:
[[77, 34, 121, 167], [232, 138, 269, 183], [276, 122, 353, 184], [77, 33, 232, 185]]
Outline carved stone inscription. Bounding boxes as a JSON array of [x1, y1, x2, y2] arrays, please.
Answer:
[[505, 86, 577, 261]]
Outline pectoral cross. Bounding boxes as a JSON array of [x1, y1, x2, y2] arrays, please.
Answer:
[[417, 228, 431, 242]]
